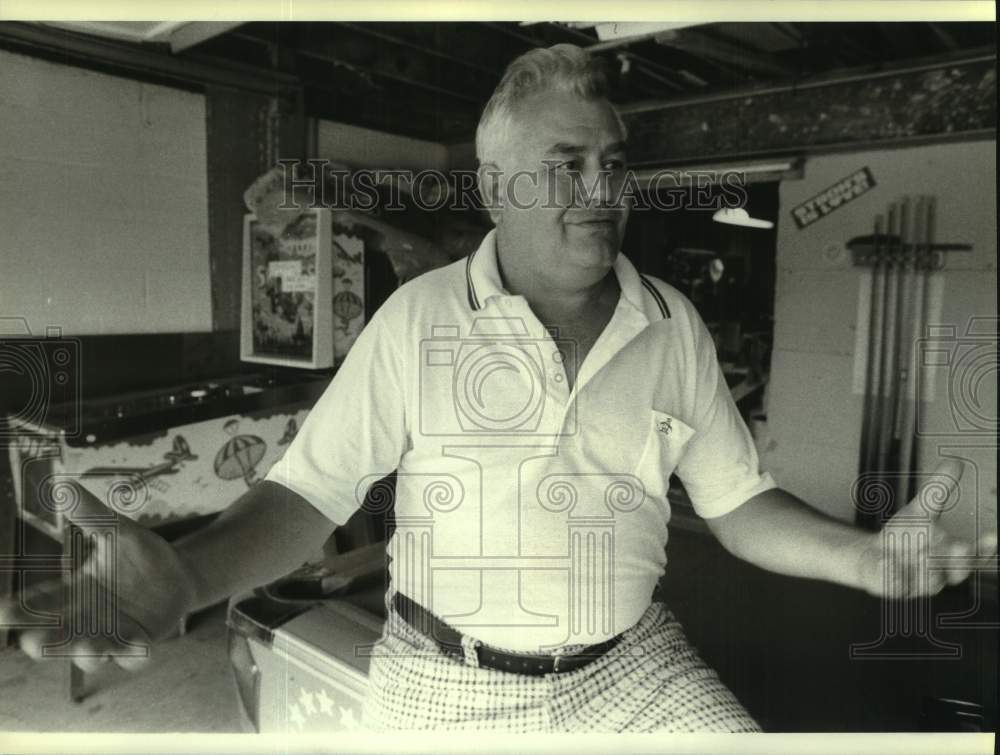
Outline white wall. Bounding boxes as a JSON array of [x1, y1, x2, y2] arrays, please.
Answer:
[[762, 139, 997, 543], [316, 119, 448, 171], [0, 49, 212, 335]]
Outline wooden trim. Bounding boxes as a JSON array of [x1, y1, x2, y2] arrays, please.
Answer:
[[628, 129, 995, 172], [205, 87, 273, 332]]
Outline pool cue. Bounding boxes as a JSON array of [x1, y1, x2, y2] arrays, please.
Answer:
[[907, 195, 937, 494], [888, 197, 916, 507], [875, 204, 901, 484], [895, 196, 928, 503], [856, 215, 886, 526]]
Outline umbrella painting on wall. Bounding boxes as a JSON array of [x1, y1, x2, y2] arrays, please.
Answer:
[[214, 419, 268, 487]]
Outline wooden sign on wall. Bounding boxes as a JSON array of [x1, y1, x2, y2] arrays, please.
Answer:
[[791, 167, 877, 229]]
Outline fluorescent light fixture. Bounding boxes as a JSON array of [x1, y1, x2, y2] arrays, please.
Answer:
[[630, 159, 799, 189], [712, 208, 774, 229]]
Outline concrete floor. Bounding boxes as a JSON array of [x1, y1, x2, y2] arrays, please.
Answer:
[[0, 603, 244, 733]]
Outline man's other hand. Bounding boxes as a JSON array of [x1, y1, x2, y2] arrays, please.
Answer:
[[855, 459, 999, 599], [0, 480, 199, 672]]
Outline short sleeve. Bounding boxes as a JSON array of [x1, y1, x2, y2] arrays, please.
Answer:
[[264, 311, 407, 525], [674, 310, 776, 519]]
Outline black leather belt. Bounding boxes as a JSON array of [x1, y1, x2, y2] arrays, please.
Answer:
[[391, 591, 621, 676]]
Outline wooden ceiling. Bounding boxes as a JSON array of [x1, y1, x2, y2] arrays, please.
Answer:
[[185, 21, 995, 144], [7, 20, 996, 146]]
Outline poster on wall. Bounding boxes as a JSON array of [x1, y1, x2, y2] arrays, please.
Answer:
[[241, 208, 334, 369]]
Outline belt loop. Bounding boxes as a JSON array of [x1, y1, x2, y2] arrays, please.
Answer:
[[460, 633, 482, 669], [551, 646, 567, 674]]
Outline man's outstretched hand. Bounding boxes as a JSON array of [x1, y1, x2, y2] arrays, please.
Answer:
[[0, 480, 200, 672], [855, 459, 999, 599]]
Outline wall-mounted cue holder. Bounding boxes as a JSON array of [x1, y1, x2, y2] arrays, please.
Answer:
[[846, 195, 972, 270], [851, 194, 974, 530]]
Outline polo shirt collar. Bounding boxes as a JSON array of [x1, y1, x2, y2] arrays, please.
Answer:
[[465, 227, 652, 318], [464, 228, 507, 310]]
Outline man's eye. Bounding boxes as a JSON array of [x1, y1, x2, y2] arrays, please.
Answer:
[[602, 159, 626, 171], [556, 160, 579, 171]]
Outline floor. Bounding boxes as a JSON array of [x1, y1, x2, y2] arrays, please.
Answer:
[[0, 603, 244, 733]]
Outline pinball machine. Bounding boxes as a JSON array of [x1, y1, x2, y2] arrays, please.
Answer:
[[7, 371, 330, 540]]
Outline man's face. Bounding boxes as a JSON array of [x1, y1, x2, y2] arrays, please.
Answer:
[[490, 89, 630, 287]]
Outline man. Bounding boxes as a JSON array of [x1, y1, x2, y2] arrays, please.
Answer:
[[1, 44, 993, 733]]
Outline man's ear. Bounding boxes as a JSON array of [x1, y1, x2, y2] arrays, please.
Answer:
[[476, 161, 504, 225]]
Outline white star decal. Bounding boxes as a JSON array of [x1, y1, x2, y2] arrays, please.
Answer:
[[316, 688, 335, 716], [338, 706, 359, 730], [288, 703, 305, 729], [299, 687, 316, 716]]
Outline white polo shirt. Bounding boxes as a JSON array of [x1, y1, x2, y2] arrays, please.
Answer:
[[266, 228, 776, 652]]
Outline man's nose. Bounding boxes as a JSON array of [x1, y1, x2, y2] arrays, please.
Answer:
[[575, 166, 622, 209]]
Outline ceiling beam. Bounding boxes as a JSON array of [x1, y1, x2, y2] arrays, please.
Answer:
[[547, 21, 711, 90], [334, 22, 498, 77], [234, 28, 484, 106], [586, 29, 664, 53], [927, 23, 959, 50], [627, 60, 684, 92], [484, 21, 689, 94], [296, 47, 481, 105], [654, 28, 792, 78], [167, 22, 245, 53]]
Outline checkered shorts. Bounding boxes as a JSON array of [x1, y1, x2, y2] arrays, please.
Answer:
[[361, 596, 761, 733]]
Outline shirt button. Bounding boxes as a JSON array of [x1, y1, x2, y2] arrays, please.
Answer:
[[552, 351, 564, 363], [553, 373, 563, 383]]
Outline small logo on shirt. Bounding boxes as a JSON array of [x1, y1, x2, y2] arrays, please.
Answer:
[[657, 418, 673, 436]]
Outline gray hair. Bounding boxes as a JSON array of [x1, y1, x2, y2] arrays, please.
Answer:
[[475, 43, 626, 166]]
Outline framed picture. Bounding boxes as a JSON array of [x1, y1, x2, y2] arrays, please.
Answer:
[[241, 208, 334, 369]]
